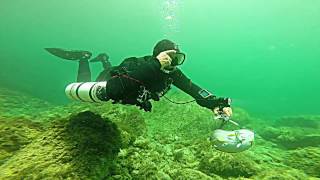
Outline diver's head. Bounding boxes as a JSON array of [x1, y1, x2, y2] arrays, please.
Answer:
[[153, 39, 186, 72], [153, 39, 180, 56]]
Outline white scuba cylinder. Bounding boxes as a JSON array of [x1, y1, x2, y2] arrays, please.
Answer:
[[65, 82, 107, 103]]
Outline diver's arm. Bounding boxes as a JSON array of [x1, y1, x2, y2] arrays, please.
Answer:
[[171, 69, 230, 110]]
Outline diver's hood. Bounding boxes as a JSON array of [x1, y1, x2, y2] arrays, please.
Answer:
[[153, 39, 182, 74], [211, 129, 254, 153], [153, 39, 180, 57]]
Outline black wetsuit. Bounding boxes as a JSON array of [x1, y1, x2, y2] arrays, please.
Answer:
[[97, 55, 229, 111]]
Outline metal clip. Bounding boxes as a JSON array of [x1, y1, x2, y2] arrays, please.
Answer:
[[214, 114, 239, 128], [137, 86, 150, 103]]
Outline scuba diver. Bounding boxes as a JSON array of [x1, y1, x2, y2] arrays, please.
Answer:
[[45, 39, 232, 117]]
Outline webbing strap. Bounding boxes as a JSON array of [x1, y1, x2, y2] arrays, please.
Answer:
[[111, 74, 144, 85]]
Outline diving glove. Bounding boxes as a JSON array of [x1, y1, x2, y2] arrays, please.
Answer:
[[197, 89, 231, 109], [196, 96, 231, 110]]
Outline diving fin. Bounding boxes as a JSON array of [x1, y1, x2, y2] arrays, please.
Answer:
[[90, 53, 112, 70], [90, 53, 109, 62], [44, 48, 92, 61]]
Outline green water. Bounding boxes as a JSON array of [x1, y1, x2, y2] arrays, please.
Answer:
[[0, 0, 319, 117]]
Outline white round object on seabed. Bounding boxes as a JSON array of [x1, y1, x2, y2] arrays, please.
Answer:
[[211, 129, 254, 153]]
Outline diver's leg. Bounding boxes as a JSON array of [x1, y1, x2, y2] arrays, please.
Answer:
[[77, 60, 91, 82], [102, 61, 111, 70], [95, 60, 113, 81], [95, 69, 112, 82]]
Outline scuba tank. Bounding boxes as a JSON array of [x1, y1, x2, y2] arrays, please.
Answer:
[[65, 82, 109, 103]]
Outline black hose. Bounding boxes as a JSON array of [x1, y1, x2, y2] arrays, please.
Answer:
[[163, 95, 195, 105]]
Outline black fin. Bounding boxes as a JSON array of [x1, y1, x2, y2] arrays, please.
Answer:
[[90, 53, 112, 70], [90, 53, 109, 62], [45, 48, 92, 61]]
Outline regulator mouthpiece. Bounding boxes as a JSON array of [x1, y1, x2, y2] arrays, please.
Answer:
[[65, 82, 108, 102]]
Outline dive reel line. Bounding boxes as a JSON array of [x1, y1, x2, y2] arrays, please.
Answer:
[[214, 113, 240, 129], [163, 95, 196, 104]]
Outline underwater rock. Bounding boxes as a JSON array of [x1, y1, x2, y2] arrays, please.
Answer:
[[133, 136, 151, 149], [247, 137, 288, 168], [142, 91, 214, 139], [0, 111, 121, 179], [0, 118, 44, 165], [143, 90, 257, 140], [0, 88, 54, 120], [198, 151, 260, 178], [259, 126, 320, 149], [33, 101, 147, 147], [111, 135, 206, 179], [173, 148, 197, 167], [62, 102, 147, 144], [253, 168, 309, 180], [105, 106, 147, 141], [284, 147, 320, 177], [229, 107, 254, 126], [274, 115, 320, 129], [169, 168, 221, 180], [2, 87, 318, 179]]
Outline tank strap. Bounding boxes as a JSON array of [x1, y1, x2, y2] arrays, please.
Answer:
[[112, 74, 144, 85]]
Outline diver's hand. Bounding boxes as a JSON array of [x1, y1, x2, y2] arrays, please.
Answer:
[[213, 107, 233, 117], [156, 50, 176, 70]]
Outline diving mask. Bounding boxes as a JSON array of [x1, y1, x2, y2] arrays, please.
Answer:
[[169, 52, 186, 66], [161, 52, 185, 74]]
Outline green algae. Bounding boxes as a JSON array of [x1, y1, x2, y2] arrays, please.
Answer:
[[253, 168, 309, 180], [0, 111, 121, 179], [199, 152, 260, 178], [0, 88, 319, 179], [0, 118, 44, 165], [0, 88, 55, 120], [259, 126, 320, 149], [275, 116, 320, 129], [284, 147, 320, 177]]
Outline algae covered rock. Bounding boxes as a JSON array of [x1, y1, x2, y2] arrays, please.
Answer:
[[104, 105, 147, 141], [62, 102, 147, 145], [253, 168, 309, 180], [259, 126, 320, 149], [275, 115, 320, 129], [169, 168, 221, 180], [199, 151, 260, 178], [2, 86, 319, 179], [0, 117, 44, 165], [0, 88, 54, 120], [143, 90, 214, 139], [0, 111, 121, 179], [36, 101, 147, 147], [284, 147, 320, 177], [144, 90, 257, 140], [111, 135, 205, 179]]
